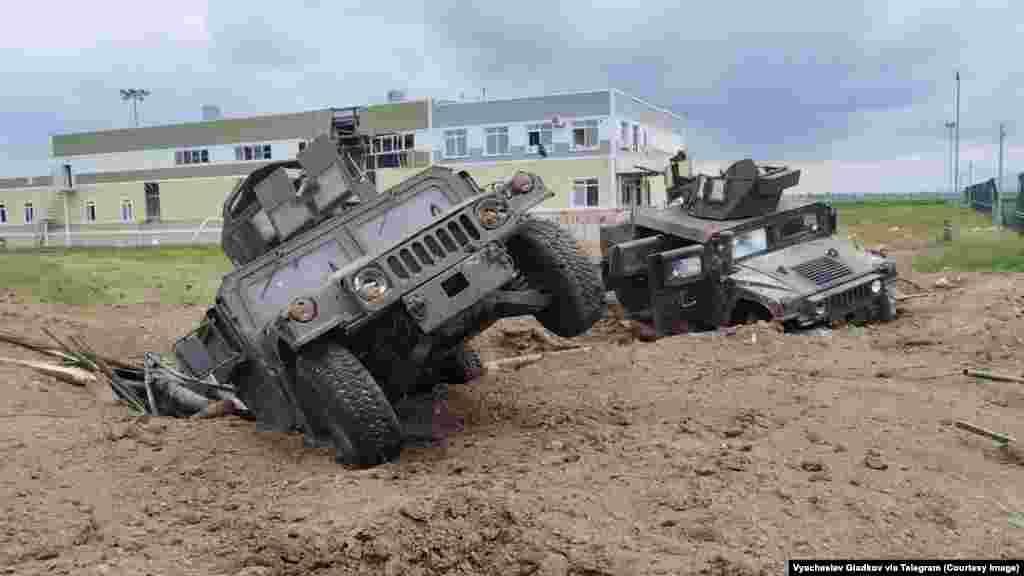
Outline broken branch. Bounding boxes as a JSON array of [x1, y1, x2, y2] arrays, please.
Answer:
[[954, 420, 1015, 445], [964, 369, 1024, 385], [0, 356, 97, 387], [483, 346, 592, 372]]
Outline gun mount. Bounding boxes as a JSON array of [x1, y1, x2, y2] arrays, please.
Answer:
[[666, 156, 801, 221]]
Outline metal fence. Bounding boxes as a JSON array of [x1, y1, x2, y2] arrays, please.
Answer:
[[962, 173, 1023, 228]]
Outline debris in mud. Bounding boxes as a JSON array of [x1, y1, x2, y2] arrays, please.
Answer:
[[954, 420, 1015, 445], [0, 326, 248, 419], [863, 449, 889, 471]]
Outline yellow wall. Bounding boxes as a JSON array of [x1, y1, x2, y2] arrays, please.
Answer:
[[59, 176, 241, 224], [375, 167, 426, 193], [448, 158, 612, 209], [0, 187, 60, 225]]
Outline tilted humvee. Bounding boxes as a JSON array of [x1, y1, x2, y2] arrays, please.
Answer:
[[600, 153, 898, 338], [172, 134, 604, 466]]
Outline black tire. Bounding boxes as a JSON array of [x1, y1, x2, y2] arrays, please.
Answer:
[[294, 341, 402, 467], [877, 288, 897, 322], [505, 218, 605, 337], [438, 344, 484, 384]]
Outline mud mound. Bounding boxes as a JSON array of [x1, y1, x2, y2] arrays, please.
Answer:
[[226, 490, 570, 576]]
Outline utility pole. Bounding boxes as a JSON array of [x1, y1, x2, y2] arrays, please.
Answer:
[[954, 71, 961, 203], [945, 121, 955, 196], [120, 89, 151, 127]]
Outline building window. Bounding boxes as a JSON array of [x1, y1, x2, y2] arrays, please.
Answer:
[[485, 126, 510, 156], [0, 202, 7, 224], [632, 125, 640, 152], [24, 202, 34, 224], [572, 120, 599, 150], [366, 133, 415, 170], [620, 121, 630, 150], [144, 182, 161, 222], [234, 144, 271, 162], [176, 148, 211, 165], [526, 123, 553, 152], [643, 129, 648, 150], [84, 200, 97, 223], [120, 199, 134, 223], [572, 178, 600, 207], [444, 129, 468, 158]]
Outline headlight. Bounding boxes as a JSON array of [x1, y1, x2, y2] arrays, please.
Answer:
[[668, 255, 702, 281], [352, 267, 390, 303], [870, 279, 882, 294], [475, 197, 510, 230], [287, 297, 318, 323]]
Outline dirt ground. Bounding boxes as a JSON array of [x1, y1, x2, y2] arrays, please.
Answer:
[[2, 249, 1024, 576]]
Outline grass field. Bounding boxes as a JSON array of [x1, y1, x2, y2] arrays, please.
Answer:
[[0, 246, 231, 307], [0, 202, 1019, 307], [836, 202, 1024, 272]]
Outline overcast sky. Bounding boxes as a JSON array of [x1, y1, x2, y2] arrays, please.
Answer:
[[1, 0, 1020, 194]]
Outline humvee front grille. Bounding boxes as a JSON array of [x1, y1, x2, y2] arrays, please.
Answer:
[[793, 256, 852, 286], [386, 215, 481, 280], [827, 282, 872, 311]]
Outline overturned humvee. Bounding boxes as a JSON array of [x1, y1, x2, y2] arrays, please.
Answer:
[[173, 134, 604, 466], [600, 153, 898, 338]]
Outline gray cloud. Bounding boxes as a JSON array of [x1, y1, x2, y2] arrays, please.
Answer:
[[0, 0, 1021, 194]]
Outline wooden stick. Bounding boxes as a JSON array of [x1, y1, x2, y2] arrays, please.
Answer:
[[483, 346, 592, 372], [0, 329, 140, 370], [964, 369, 1024, 385], [0, 356, 97, 387], [954, 420, 1015, 444]]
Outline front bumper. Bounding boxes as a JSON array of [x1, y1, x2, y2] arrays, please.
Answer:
[[790, 272, 892, 325]]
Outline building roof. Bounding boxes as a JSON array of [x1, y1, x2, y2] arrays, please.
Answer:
[[52, 109, 335, 158]]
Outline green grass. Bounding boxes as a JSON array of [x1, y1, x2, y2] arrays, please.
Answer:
[[835, 202, 1024, 273], [0, 245, 232, 307]]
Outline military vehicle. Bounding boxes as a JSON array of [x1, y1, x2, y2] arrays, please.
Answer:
[[600, 153, 898, 338], [172, 134, 604, 466]]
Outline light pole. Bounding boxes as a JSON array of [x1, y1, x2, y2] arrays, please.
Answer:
[[954, 71, 961, 203], [120, 89, 151, 127]]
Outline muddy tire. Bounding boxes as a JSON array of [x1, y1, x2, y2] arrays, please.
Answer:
[[506, 218, 605, 337], [294, 341, 402, 467]]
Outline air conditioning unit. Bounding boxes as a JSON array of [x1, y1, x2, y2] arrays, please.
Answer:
[[550, 115, 565, 128]]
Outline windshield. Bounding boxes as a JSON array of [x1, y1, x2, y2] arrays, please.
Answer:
[[355, 186, 452, 248], [732, 227, 768, 259]]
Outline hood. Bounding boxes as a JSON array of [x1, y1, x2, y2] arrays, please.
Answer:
[[731, 236, 883, 298]]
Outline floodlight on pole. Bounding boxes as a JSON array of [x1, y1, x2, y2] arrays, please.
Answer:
[[120, 89, 151, 127]]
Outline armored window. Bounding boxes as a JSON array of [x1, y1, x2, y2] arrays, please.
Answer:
[[707, 178, 726, 203], [0, 202, 7, 223], [485, 126, 509, 156], [120, 199, 134, 223], [263, 144, 272, 160], [526, 123, 552, 151], [444, 129, 467, 158], [84, 200, 97, 223], [23, 202, 34, 224], [572, 178, 600, 207], [572, 119, 599, 150], [298, 141, 307, 153], [201, 149, 210, 163]]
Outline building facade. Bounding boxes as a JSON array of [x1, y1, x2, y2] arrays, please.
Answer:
[[0, 89, 685, 247]]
